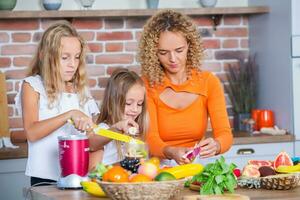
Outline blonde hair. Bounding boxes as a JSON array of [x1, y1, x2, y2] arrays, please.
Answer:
[[28, 20, 89, 107], [138, 9, 205, 87], [97, 68, 148, 158]]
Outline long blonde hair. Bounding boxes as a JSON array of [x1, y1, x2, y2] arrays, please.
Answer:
[[138, 9, 205, 87], [28, 20, 89, 107], [97, 68, 148, 158]]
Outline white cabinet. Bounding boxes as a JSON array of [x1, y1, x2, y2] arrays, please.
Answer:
[[195, 142, 294, 169], [295, 141, 300, 156], [292, 0, 300, 35], [0, 158, 30, 200]]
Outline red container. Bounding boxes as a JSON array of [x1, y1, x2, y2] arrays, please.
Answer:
[[258, 110, 275, 129], [251, 109, 262, 131], [58, 135, 89, 177]]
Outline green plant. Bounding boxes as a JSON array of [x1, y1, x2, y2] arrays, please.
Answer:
[[185, 156, 237, 195], [225, 55, 258, 114]]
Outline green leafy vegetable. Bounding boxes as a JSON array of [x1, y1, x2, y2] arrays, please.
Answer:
[[185, 156, 237, 195], [88, 163, 111, 180]]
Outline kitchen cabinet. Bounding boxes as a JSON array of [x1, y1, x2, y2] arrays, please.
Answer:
[[0, 158, 30, 200], [196, 142, 294, 169]]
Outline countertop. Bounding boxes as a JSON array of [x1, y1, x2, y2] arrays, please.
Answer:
[[25, 185, 300, 200], [0, 133, 295, 160]]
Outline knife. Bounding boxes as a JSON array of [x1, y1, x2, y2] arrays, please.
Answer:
[[67, 119, 144, 144]]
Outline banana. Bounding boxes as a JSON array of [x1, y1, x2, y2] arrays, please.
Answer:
[[81, 181, 106, 197], [275, 164, 300, 173], [162, 163, 204, 179]]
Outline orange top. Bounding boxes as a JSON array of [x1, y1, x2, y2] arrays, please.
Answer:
[[144, 70, 233, 158]]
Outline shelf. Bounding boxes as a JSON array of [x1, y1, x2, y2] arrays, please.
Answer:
[[0, 6, 269, 19]]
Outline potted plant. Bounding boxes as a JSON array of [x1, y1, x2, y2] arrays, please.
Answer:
[[225, 55, 258, 131]]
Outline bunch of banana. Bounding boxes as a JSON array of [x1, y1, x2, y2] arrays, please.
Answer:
[[81, 181, 106, 197], [275, 164, 300, 173]]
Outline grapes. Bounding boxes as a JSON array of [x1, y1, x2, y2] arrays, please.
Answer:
[[120, 157, 141, 173]]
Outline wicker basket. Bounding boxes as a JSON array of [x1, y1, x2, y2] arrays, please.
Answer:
[[97, 179, 186, 200], [260, 173, 300, 190]]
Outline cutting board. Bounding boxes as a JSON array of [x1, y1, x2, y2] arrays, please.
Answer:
[[0, 72, 9, 137], [185, 184, 250, 200], [182, 194, 250, 200]]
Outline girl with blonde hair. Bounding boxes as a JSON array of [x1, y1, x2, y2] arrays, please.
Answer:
[[15, 20, 99, 185], [89, 68, 148, 169]]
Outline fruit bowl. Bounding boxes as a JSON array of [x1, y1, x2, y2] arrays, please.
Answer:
[[96, 179, 185, 200]]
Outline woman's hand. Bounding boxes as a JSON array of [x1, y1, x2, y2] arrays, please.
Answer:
[[69, 110, 94, 132], [163, 146, 192, 165], [198, 137, 221, 158], [111, 119, 139, 134]]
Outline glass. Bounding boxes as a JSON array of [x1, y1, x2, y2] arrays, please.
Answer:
[[79, 0, 95, 10], [120, 142, 148, 173]]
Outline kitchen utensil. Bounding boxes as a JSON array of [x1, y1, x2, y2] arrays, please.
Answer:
[[182, 194, 250, 200], [258, 110, 274, 129], [94, 126, 144, 144], [251, 109, 261, 131], [67, 119, 144, 144], [57, 134, 89, 189], [182, 143, 201, 161]]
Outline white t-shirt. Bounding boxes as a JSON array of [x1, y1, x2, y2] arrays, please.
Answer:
[[99, 122, 125, 165], [15, 75, 99, 181]]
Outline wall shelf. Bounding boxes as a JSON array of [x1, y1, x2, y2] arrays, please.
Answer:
[[0, 6, 269, 19]]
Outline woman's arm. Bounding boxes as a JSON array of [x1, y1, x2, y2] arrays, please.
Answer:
[[22, 82, 93, 142], [205, 74, 233, 154]]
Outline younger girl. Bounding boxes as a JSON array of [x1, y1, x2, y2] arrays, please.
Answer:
[[89, 68, 148, 169], [15, 21, 99, 186]]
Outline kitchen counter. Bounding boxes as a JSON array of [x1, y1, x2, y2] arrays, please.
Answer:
[[0, 133, 294, 160], [0, 142, 27, 160], [25, 185, 300, 200]]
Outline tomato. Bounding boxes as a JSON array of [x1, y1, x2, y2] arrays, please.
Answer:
[[102, 166, 129, 182]]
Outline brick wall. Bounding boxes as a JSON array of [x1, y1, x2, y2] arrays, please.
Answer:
[[0, 15, 249, 132]]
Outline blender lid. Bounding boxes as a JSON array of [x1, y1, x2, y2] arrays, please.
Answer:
[[58, 134, 88, 140]]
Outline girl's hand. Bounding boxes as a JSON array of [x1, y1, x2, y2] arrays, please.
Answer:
[[69, 110, 94, 132], [163, 146, 192, 165], [111, 119, 139, 134], [198, 137, 221, 158]]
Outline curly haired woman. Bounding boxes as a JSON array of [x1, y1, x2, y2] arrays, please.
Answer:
[[138, 10, 233, 165]]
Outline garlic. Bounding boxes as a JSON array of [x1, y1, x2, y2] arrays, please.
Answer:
[[128, 127, 138, 136]]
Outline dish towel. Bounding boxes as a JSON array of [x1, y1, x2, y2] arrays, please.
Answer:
[[0, 137, 19, 149]]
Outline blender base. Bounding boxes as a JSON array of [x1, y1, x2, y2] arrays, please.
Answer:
[[57, 174, 89, 189]]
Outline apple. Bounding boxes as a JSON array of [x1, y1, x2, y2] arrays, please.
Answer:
[[138, 162, 158, 179]]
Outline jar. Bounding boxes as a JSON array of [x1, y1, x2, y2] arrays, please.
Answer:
[[42, 0, 62, 10], [0, 0, 17, 10], [198, 0, 217, 8]]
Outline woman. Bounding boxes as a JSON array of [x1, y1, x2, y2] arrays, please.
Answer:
[[138, 10, 233, 165]]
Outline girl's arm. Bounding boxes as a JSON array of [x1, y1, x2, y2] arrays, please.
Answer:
[[22, 82, 93, 142], [88, 134, 111, 152], [89, 149, 103, 171]]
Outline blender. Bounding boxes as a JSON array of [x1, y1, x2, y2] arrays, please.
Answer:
[[57, 134, 89, 189]]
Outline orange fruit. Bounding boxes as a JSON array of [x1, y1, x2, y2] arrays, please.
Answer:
[[130, 174, 152, 182], [102, 166, 129, 182], [148, 157, 160, 169]]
